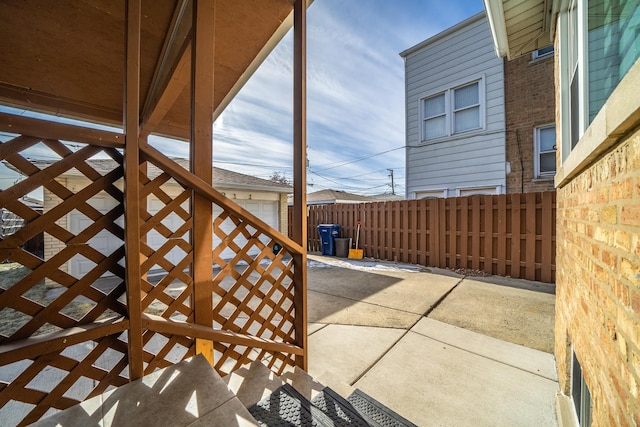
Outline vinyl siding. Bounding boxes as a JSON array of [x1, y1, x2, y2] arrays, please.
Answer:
[[403, 12, 506, 197]]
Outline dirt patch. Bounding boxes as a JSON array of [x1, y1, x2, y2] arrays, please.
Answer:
[[427, 277, 555, 353]]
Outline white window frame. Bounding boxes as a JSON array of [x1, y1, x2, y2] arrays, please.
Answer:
[[559, 0, 589, 163], [534, 124, 557, 179], [414, 189, 449, 199], [532, 45, 554, 60], [419, 76, 486, 143], [421, 92, 448, 141], [456, 185, 503, 197]]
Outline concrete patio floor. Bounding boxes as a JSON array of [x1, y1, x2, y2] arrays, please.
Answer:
[[305, 254, 559, 426]]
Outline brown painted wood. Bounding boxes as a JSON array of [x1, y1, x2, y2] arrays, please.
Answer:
[[141, 142, 303, 255], [541, 192, 553, 283], [300, 193, 556, 281], [0, 112, 123, 148], [292, 0, 308, 371], [191, 0, 215, 365], [142, 314, 303, 355], [511, 193, 521, 278], [0, 317, 128, 366], [484, 196, 494, 273], [497, 195, 507, 276], [525, 192, 537, 280], [124, 0, 144, 381], [410, 200, 418, 264]]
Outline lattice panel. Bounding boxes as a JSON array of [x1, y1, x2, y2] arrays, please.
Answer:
[[211, 209, 297, 375], [0, 137, 127, 341], [0, 334, 129, 426], [0, 134, 131, 426], [138, 159, 196, 370]]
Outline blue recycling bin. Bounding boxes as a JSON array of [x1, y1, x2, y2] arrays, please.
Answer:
[[318, 224, 341, 256]]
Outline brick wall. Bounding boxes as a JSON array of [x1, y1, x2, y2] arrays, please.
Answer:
[[504, 53, 556, 193], [556, 130, 640, 425]]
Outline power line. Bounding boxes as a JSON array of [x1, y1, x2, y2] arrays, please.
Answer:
[[312, 146, 405, 172]]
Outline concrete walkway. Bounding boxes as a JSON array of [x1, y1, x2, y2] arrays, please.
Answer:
[[305, 254, 559, 426]]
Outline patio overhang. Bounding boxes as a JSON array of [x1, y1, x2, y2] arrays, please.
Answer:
[[0, 0, 302, 140], [483, 0, 558, 59]]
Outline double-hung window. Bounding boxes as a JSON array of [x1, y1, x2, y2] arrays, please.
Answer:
[[534, 124, 557, 178], [559, 0, 640, 160], [422, 93, 447, 140], [420, 78, 484, 142], [453, 82, 481, 133]]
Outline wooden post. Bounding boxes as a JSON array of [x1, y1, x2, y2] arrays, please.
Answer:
[[191, 0, 215, 365], [124, 0, 144, 380], [292, 0, 308, 370]]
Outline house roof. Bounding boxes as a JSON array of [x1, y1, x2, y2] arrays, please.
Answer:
[[292, 189, 382, 205], [399, 12, 487, 57], [483, 0, 555, 59], [0, 1, 304, 140], [4, 158, 292, 194]]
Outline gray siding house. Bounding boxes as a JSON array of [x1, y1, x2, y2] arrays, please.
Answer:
[[400, 12, 506, 198]]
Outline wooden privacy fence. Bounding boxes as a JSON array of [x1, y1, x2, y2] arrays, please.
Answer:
[[291, 192, 556, 283]]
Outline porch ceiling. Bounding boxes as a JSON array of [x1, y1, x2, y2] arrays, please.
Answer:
[[0, 0, 295, 139], [484, 0, 554, 59]]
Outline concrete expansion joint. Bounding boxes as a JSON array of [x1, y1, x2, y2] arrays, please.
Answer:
[[423, 276, 465, 317], [348, 277, 466, 387], [412, 330, 558, 383], [308, 288, 425, 317]]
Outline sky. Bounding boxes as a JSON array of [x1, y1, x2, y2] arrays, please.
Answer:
[[0, 0, 485, 198]]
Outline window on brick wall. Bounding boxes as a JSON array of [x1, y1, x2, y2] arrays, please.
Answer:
[[532, 44, 554, 60], [571, 350, 592, 426], [534, 124, 557, 178], [420, 78, 485, 142]]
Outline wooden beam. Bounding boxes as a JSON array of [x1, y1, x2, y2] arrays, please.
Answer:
[[0, 112, 123, 148], [191, 0, 215, 365], [140, 142, 304, 255], [124, 0, 144, 381], [140, 0, 192, 137], [0, 317, 129, 366], [292, 0, 308, 371], [0, 83, 123, 129], [140, 43, 191, 138], [141, 314, 304, 356]]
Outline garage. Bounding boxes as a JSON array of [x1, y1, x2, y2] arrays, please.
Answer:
[[54, 160, 291, 280]]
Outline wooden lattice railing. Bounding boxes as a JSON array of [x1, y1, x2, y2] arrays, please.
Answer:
[[0, 115, 304, 426]]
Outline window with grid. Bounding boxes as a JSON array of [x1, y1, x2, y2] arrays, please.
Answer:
[[535, 124, 557, 178], [420, 79, 483, 142]]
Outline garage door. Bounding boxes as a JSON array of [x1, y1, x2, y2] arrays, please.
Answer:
[[213, 200, 279, 261], [68, 195, 279, 277], [68, 194, 124, 278]]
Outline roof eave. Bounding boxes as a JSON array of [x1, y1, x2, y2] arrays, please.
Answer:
[[483, 0, 510, 58]]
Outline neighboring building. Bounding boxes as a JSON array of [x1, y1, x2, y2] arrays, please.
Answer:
[[27, 159, 291, 279], [486, 1, 640, 425], [504, 46, 556, 193], [400, 12, 507, 198], [289, 189, 382, 206], [400, 12, 556, 198]]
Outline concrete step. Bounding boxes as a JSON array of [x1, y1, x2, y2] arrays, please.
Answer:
[[32, 355, 259, 427], [32, 355, 417, 427]]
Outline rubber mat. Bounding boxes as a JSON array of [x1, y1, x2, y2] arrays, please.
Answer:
[[311, 387, 370, 427], [248, 383, 334, 427], [347, 389, 418, 427]]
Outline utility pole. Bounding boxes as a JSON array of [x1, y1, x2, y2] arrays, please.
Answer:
[[387, 168, 395, 195]]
